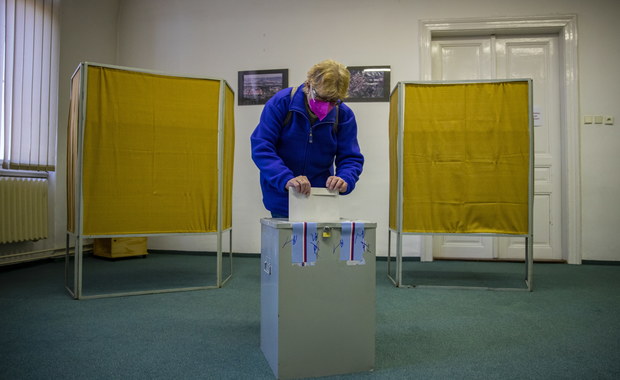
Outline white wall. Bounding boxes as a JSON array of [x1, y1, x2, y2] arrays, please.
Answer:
[[576, 1, 620, 261], [57, 0, 120, 249], [57, 0, 620, 261]]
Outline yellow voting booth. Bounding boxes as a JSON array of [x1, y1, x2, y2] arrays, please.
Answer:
[[66, 63, 234, 299], [388, 80, 533, 290]]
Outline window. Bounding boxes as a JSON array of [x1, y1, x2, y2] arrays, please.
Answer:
[[1, 0, 59, 171]]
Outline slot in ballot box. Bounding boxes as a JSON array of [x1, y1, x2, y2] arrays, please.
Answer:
[[260, 218, 376, 379]]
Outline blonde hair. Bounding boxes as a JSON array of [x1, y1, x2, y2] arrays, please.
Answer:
[[305, 59, 350, 101]]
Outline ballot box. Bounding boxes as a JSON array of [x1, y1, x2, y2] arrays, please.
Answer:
[[260, 218, 376, 379]]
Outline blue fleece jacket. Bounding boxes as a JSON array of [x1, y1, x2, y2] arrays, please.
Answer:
[[250, 83, 364, 216]]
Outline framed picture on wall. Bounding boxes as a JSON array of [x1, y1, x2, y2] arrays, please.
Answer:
[[238, 69, 289, 105], [346, 66, 391, 102]]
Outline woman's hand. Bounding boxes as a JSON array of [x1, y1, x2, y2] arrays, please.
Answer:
[[326, 176, 348, 193], [286, 175, 311, 196]]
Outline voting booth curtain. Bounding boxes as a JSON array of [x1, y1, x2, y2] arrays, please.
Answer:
[[67, 63, 234, 236], [389, 81, 531, 235]]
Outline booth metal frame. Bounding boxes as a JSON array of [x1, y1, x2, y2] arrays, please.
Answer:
[[65, 62, 234, 299], [386, 80, 534, 291]]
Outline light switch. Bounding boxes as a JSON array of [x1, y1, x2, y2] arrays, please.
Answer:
[[594, 115, 604, 124], [584, 115, 593, 124]]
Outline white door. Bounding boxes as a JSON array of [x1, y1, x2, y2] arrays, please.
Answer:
[[431, 35, 562, 261]]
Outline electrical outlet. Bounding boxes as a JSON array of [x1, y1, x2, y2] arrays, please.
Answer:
[[604, 116, 614, 125]]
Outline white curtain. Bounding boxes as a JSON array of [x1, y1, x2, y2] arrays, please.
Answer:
[[1, 0, 59, 171]]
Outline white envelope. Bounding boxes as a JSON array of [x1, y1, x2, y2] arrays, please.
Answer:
[[288, 187, 340, 222]]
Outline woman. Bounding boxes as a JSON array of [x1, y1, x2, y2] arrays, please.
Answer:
[[251, 59, 364, 218]]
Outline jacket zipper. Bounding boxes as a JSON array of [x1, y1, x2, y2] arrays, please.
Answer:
[[302, 121, 310, 174]]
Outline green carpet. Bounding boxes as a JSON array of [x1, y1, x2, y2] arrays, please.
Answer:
[[1, 254, 619, 379]]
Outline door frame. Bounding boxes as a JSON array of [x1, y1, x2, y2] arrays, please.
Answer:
[[419, 15, 581, 264]]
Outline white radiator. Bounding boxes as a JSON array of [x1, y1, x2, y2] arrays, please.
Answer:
[[0, 177, 48, 244]]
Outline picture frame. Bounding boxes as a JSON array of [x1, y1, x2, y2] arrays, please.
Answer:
[[238, 69, 289, 105], [346, 66, 391, 102]]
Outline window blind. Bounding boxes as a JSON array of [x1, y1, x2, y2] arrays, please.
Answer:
[[1, 0, 59, 171]]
